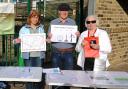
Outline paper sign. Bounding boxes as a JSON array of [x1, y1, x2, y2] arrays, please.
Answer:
[[21, 33, 46, 52], [0, 3, 14, 34], [43, 68, 61, 74], [51, 25, 77, 43]]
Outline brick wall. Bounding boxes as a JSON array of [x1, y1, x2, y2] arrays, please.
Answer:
[[95, 0, 128, 71]]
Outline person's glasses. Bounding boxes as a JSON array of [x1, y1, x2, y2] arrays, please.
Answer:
[[86, 20, 96, 24]]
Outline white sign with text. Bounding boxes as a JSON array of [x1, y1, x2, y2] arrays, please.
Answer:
[[21, 33, 46, 52], [51, 25, 77, 43]]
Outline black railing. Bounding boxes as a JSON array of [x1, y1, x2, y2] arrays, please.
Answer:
[[0, 34, 19, 66]]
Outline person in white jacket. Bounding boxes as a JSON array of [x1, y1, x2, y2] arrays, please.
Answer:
[[75, 15, 112, 72]]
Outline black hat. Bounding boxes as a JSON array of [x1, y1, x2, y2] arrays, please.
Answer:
[[58, 3, 72, 11]]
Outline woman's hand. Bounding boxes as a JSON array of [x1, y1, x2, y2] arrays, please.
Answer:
[[90, 44, 99, 50], [46, 38, 51, 43], [13, 38, 21, 44], [81, 39, 88, 47]]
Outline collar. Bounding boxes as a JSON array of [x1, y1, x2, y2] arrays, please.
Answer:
[[25, 24, 42, 29], [57, 18, 69, 23], [87, 28, 99, 37]]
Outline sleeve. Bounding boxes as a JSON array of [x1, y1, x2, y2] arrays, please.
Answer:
[[19, 26, 25, 38], [99, 31, 112, 53], [19, 26, 30, 39], [48, 24, 51, 33], [39, 24, 45, 33], [75, 33, 84, 52], [72, 19, 76, 25], [47, 20, 53, 34]]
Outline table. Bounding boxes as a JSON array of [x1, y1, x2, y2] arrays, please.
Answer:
[[46, 70, 128, 89], [87, 71, 128, 89], [0, 66, 43, 82]]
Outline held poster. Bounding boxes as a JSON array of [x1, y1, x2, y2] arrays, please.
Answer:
[[51, 25, 78, 43], [21, 33, 46, 52], [84, 36, 99, 58], [0, 3, 14, 34]]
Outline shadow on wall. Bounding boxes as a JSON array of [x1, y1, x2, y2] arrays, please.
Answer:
[[117, 0, 128, 14]]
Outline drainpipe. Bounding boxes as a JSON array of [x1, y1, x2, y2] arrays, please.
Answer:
[[27, 0, 31, 15], [80, 0, 84, 32], [39, 0, 41, 13]]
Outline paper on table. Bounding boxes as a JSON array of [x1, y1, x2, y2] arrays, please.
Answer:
[[91, 72, 109, 84], [110, 72, 128, 84], [89, 71, 128, 86], [43, 68, 61, 74]]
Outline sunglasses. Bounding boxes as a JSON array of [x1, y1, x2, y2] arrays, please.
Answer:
[[86, 20, 96, 24]]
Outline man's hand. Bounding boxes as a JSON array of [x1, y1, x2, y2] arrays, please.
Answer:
[[75, 31, 80, 37], [48, 33, 52, 39], [46, 33, 52, 43]]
